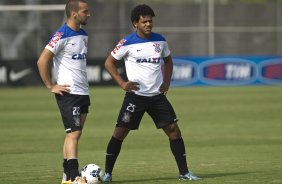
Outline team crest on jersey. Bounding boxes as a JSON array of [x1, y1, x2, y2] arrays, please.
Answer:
[[48, 32, 63, 48], [153, 43, 161, 53]]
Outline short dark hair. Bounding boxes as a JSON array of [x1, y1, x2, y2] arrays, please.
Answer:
[[65, 0, 87, 18], [130, 4, 155, 24]]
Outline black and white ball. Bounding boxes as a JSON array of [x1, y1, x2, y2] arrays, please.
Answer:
[[81, 164, 104, 184]]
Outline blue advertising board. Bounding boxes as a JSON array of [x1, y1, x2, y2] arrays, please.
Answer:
[[1, 56, 281, 87], [171, 56, 282, 87]]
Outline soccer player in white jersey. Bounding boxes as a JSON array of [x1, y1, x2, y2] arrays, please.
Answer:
[[37, 0, 90, 183], [102, 4, 201, 182]]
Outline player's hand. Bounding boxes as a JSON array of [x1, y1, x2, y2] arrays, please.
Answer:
[[159, 82, 169, 95], [121, 81, 140, 92], [50, 84, 71, 95]]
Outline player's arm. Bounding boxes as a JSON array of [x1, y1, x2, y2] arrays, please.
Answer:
[[159, 55, 173, 94], [105, 54, 139, 91], [37, 48, 70, 95]]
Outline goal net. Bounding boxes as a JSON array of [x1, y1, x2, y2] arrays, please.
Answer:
[[0, 4, 66, 59]]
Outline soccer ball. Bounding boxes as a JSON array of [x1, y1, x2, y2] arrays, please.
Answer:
[[81, 163, 104, 184]]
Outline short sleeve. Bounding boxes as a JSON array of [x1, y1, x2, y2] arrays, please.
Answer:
[[111, 38, 128, 60], [162, 42, 171, 58], [45, 32, 64, 55]]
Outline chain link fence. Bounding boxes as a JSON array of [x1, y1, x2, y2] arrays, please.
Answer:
[[0, 0, 281, 59]]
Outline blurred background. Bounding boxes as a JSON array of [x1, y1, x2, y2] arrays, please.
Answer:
[[0, 0, 281, 86], [1, 1, 282, 184]]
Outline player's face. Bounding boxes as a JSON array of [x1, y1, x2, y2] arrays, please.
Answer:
[[134, 15, 153, 38], [76, 2, 90, 25]]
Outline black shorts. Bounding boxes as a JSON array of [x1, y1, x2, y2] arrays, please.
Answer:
[[55, 93, 90, 133], [116, 92, 178, 130]]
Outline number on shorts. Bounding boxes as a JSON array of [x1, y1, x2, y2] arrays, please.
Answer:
[[72, 107, 80, 116], [126, 103, 136, 112]]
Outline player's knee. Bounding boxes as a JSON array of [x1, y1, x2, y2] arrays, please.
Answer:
[[113, 127, 130, 140], [165, 123, 182, 139], [67, 130, 82, 140]]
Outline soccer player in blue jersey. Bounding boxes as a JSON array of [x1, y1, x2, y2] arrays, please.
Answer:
[[37, 0, 90, 183], [102, 4, 201, 182]]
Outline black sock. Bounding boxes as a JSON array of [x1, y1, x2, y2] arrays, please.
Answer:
[[63, 159, 70, 181], [105, 136, 123, 174], [67, 159, 79, 181], [170, 138, 189, 175]]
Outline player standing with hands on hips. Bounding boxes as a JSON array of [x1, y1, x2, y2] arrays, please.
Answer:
[[102, 4, 201, 182], [37, 0, 90, 183]]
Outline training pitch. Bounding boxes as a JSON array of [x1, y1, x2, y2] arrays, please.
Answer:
[[0, 86, 281, 184]]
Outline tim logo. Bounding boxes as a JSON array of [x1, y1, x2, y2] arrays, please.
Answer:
[[153, 43, 161, 53], [48, 32, 63, 48], [259, 59, 282, 84], [200, 58, 256, 86], [170, 59, 197, 86]]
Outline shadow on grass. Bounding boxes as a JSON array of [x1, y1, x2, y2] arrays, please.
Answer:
[[112, 171, 253, 183], [202, 171, 254, 179], [112, 176, 176, 183]]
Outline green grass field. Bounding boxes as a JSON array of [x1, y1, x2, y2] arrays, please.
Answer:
[[0, 86, 282, 184]]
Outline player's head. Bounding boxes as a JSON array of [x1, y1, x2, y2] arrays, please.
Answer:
[[131, 4, 155, 38], [65, 0, 90, 25], [131, 4, 155, 26]]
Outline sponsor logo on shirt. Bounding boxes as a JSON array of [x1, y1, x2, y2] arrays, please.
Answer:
[[72, 53, 87, 60], [48, 32, 63, 48], [136, 57, 161, 63], [112, 39, 126, 54]]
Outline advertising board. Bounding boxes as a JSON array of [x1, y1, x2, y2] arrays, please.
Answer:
[[0, 56, 281, 87]]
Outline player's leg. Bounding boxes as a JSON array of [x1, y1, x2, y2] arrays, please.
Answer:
[[62, 137, 70, 183], [103, 92, 145, 182], [65, 113, 88, 183], [162, 119, 200, 180], [104, 127, 130, 179], [162, 123, 189, 175], [62, 113, 87, 183], [56, 94, 90, 183], [148, 94, 201, 180], [103, 127, 130, 183], [68, 107, 89, 179], [65, 130, 82, 181], [148, 94, 189, 174], [161, 117, 201, 180]]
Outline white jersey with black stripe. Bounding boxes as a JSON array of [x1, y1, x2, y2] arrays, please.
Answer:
[[111, 32, 171, 97], [45, 23, 89, 95]]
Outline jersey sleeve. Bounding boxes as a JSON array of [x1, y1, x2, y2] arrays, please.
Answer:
[[111, 38, 128, 60], [45, 32, 64, 55], [161, 41, 171, 58]]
